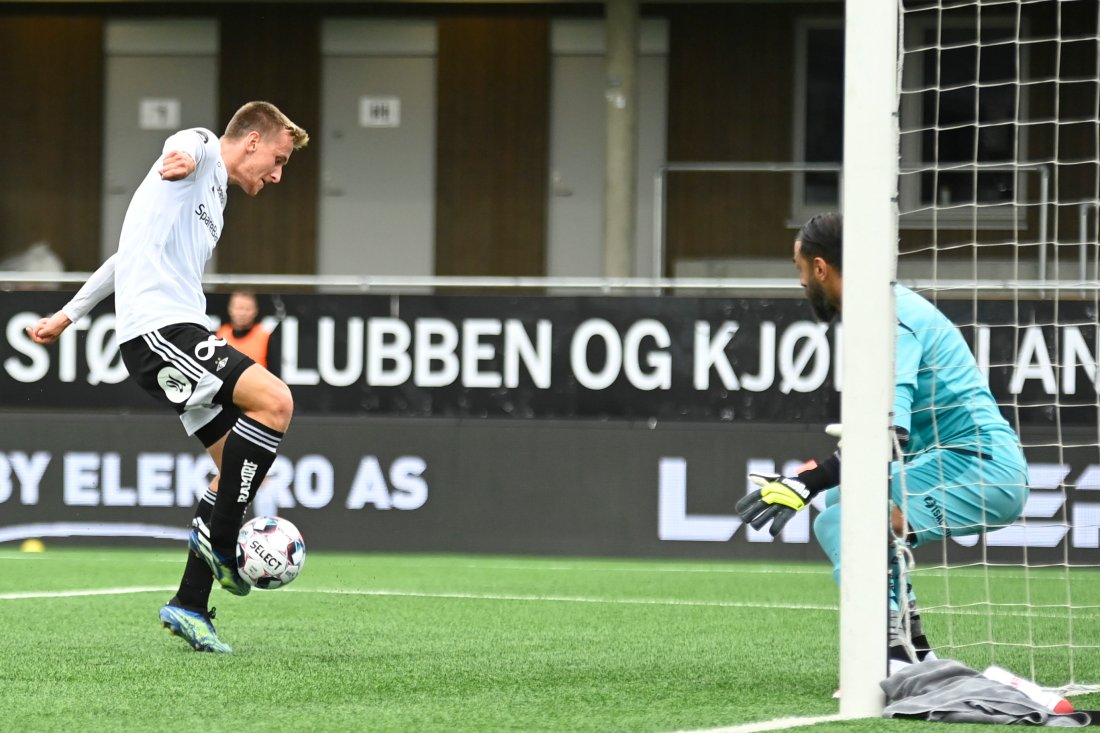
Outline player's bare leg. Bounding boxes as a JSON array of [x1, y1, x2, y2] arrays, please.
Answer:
[[232, 364, 294, 432]]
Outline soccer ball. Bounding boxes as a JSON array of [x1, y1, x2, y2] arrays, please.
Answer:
[[235, 516, 306, 589]]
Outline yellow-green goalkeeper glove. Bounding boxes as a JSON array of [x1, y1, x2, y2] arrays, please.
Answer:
[[735, 473, 817, 537]]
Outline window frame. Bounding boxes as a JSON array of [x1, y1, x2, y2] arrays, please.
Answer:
[[790, 17, 844, 226], [790, 13, 1031, 231], [897, 12, 1031, 230]]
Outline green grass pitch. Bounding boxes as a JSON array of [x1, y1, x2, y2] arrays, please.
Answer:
[[1, 548, 1097, 732]]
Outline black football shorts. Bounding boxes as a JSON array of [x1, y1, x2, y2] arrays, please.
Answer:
[[119, 322, 255, 447]]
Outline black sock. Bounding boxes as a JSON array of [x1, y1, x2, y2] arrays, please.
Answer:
[[176, 489, 216, 610], [210, 415, 283, 550], [912, 633, 934, 661], [888, 643, 917, 664]]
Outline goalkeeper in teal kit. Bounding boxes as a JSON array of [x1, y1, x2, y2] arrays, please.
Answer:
[[736, 212, 1029, 668]]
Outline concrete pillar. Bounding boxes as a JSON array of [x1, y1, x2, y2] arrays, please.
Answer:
[[603, 0, 639, 277]]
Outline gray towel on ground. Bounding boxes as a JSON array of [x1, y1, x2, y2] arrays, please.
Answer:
[[881, 658, 1092, 727]]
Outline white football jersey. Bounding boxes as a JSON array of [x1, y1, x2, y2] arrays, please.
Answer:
[[112, 128, 228, 342]]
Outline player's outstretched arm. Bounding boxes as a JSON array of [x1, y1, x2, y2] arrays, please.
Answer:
[[26, 311, 72, 344], [734, 432, 841, 537], [736, 473, 819, 537], [27, 253, 119, 344]]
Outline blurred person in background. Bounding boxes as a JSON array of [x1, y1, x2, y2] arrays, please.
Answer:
[[217, 290, 284, 518], [215, 290, 279, 371]]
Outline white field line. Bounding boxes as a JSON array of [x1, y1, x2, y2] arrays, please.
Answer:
[[0, 551, 1095, 583], [293, 587, 838, 611], [0, 583, 837, 611], [2, 584, 1098, 619], [365, 563, 835, 576], [0, 586, 175, 600], [672, 714, 851, 733], [400, 563, 1100, 580], [294, 588, 1100, 619], [6, 552, 1091, 584], [0, 523, 188, 543]]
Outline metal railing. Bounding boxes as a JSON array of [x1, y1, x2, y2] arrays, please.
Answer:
[[2, 271, 1097, 299], [652, 161, 843, 279], [0, 271, 804, 294], [652, 161, 1075, 282]]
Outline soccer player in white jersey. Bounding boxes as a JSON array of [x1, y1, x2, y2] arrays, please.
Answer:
[[27, 101, 310, 653], [735, 212, 1029, 672]]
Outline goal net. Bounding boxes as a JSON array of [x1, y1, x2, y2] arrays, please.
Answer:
[[895, 0, 1100, 698]]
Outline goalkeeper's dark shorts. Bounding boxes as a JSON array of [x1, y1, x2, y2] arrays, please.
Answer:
[[890, 439, 1029, 547]]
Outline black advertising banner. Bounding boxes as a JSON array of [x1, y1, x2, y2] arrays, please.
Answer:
[[0, 412, 1096, 564], [2, 290, 839, 421], [266, 293, 843, 421], [1, 290, 1098, 425]]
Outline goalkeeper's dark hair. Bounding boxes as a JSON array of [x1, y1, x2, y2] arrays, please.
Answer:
[[797, 212, 842, 273]]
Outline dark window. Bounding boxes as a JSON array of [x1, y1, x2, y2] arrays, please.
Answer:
[[801, 27, 844, 207], [917, 24, 1019, 206]]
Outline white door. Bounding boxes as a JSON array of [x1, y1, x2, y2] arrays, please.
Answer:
[[319, 20, 437, 277], [547, 20, 668, 278], [101, 20, 218, 264]]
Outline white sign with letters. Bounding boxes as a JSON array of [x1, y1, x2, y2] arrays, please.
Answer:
[[359, 96, 401, 128], [139, 98, 181, 130]]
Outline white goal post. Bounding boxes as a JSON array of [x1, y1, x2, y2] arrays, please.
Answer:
[[837, 0, 899, 718]]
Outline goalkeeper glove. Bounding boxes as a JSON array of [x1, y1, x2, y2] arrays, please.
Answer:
[[735, 473, 817, 537]]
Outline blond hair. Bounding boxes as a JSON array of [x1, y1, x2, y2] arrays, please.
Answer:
[[224, 101, 309, 149]]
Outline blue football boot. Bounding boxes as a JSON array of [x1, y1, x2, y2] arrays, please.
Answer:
[[159, 599, 233, 653]]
